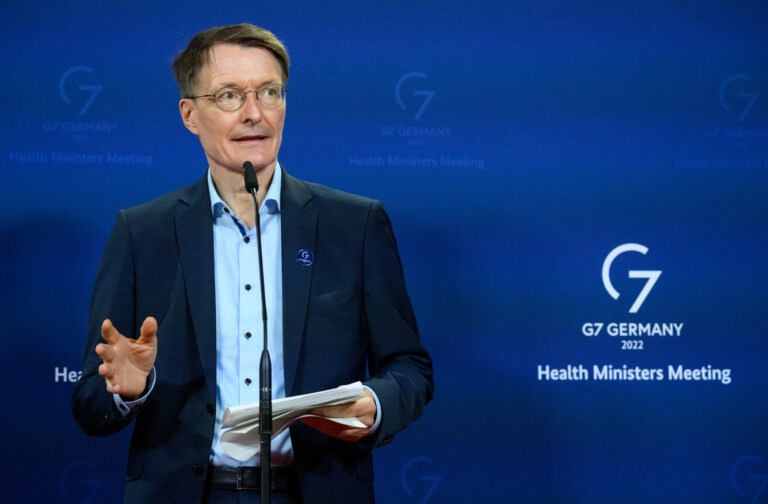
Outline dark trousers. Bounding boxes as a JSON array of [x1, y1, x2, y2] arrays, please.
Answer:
[[201, 469, 304, 504], [201, 488, 303, 504]]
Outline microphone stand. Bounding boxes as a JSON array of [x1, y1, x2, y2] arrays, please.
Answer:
[[243, 161, 272, 503]]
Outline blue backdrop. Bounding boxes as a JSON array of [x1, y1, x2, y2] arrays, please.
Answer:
[[2, 1, 767, 502]]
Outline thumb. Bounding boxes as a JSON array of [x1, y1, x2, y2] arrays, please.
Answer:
[[138, 316, 158, 344]]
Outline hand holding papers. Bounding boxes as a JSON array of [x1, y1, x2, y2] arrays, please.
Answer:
[[220, 382, 367, 461]]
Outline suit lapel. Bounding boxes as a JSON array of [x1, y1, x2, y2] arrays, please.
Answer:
[[174, 176, 217, 398], [280, 168, 317, 396]]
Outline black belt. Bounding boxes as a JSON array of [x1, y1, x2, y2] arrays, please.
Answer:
[[208, 465, 299, 491]]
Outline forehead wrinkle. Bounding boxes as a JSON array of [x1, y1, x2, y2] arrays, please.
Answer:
[[197, 45, 284, 95], [206, 69, 283, 93], [212, 79, 283, 90]]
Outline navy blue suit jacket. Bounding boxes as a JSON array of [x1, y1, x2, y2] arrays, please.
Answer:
[[72, 169, 434, 503]]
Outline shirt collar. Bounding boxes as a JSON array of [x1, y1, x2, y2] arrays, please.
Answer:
[[207, 162, 282, 218]]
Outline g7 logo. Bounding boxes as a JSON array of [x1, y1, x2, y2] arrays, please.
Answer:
[[401, 456, 442, 504], [719, 74, 760, 123], [602, 243, 661, 314], [731, 455, 768, 504], [395, 72, 435, 120], [59, 66, 102, 116]]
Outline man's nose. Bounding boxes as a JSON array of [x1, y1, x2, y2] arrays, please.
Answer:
[[240, 91, 263, 122]]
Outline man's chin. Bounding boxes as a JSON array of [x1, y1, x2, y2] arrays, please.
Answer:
[[242, 157, 276, 173], [210, 157, 276, 173]]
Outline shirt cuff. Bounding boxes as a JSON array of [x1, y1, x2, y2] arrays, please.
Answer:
[[113, 367, 156, 417], [362, 384, 382, 433]]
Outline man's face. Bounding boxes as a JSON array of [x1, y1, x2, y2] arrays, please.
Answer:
[[180, 44, 285, 177]]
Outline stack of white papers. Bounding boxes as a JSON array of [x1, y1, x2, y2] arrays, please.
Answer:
[[220, 381, 367, 461]]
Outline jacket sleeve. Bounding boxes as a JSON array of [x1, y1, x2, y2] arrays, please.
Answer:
[[71, 210, 144, 436], [361, 200, 434, 447]]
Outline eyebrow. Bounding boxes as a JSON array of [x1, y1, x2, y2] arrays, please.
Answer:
[[215, 80, 282, 90]]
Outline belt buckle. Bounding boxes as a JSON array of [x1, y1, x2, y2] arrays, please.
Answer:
[[236, 466, 257, 491], [235, 466, 277, 491]]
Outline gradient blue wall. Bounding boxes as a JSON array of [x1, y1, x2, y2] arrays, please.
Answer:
[[2, 1, 767, 502]]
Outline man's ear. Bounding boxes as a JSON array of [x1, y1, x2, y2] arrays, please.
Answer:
[[179, 98, 199, 135]]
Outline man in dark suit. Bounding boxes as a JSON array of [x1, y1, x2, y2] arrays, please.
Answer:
[[71, 24, 433, 503]]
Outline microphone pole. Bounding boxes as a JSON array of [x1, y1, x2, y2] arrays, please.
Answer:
[[242, 161, 272, 503]]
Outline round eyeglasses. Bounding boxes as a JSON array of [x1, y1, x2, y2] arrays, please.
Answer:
[[190, 83, 288, 111]]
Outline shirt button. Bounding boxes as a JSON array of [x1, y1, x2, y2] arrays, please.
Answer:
[[206, 403, 215, 416], [245, 284, 251, 291], [244, 236, 251, 244], [245, 378, 252, 385], [224, 208, 230, 214], [245, 332, 252, 339]]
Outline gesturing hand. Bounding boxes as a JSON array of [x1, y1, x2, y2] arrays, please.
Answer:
[[95, 317, 158, 399], [302, 387, 377, 442]]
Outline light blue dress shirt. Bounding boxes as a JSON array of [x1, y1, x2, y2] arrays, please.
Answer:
[[207, 164, 293, 467]]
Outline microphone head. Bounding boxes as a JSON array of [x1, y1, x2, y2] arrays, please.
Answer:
[[242, 161, 259, 193]]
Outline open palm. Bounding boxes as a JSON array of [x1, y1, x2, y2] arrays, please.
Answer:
[[95, 317, 158, 398]]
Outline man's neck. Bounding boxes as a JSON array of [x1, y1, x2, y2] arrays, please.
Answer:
[[210, 162, 276, 230]]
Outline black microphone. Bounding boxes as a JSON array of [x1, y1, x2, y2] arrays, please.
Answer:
[[242, 161, 272, 502], [243, 161, 259, 194]]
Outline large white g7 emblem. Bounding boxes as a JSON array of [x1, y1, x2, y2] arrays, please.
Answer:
[[602, 243, 661, 313]]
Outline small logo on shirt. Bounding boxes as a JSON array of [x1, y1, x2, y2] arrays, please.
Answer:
[[296, 249, 314, 266]]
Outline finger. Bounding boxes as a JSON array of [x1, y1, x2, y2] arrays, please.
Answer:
[[99, 363, 112, 378], [301, 417, 370, 441], [101, 319, 121, 344], [337, 428, 371, 441], [301, 416, 346, 436], [104, 377, 114, 394], [95, 343, 115, 362], [311, 405, 346, 417], [312, 397, 374, 423], [138, 316, 158, 344]]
